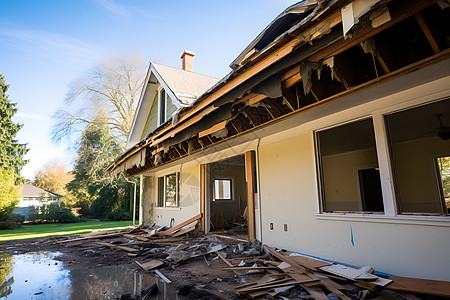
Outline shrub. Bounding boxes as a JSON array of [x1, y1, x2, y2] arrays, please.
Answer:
[[27, 203, 78, 223], [0, 213, 25, 229], [106, 208, 131, 221]]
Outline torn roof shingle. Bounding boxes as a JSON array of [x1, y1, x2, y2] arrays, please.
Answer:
[[152, 63, 219, 106]]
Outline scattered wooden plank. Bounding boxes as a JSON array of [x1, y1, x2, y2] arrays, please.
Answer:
[[123, 234, 149, 242], [158, 214, 202, 236], [171, 224, 196, 237], [385, 276, 450, 297], [57, 232, 125, 243], [215, 251, 234, 267], [320, 278, 352, 300], [237, 280, 302, 294], [135, 259, 164, 271], [223, 266, 276, 271], [128, 253, 138, 257], [64, 242, 84, 248], [94, 241, 139, 253], [264, 245, 308, 275], [302, 286, 329, 300], [289, 254, 331, 270]]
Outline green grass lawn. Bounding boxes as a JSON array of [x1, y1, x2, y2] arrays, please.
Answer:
[[0, 221, 134, 242]]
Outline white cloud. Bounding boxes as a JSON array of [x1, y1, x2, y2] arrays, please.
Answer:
[[0, 27, 102, 71], [93, 0, 130, 18]]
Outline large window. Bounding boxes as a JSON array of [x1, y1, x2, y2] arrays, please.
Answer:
[[157, 173, 180, 207], [316, 118, 384, 213], [385, 99, 450, 215]]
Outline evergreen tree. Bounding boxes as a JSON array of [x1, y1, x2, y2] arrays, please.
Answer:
[[0, 75, 28, 184], [67, 119, 130, 217]]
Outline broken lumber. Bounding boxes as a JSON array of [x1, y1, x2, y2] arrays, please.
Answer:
[[171, 224, 196, 237], [215, 251, 234, 267], [385, 276, 450, 297], [158, 213, 202, 236], [57, 232, 125, 244], [135, 259, 164, 271], [94, 242, 139, 253], [223, 266, 276, 271]]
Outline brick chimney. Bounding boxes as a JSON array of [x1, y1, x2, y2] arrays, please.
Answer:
[[181, 50, 195, 72]]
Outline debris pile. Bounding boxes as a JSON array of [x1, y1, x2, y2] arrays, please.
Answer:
[[55, 214, 450, 299]]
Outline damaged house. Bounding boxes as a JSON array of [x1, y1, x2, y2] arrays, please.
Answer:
[[107, 0, 450, 281]]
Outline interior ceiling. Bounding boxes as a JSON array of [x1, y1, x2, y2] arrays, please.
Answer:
[[209, 155, 245, 171], [320, 98, 450, 157], [386, 98, 450, 143]]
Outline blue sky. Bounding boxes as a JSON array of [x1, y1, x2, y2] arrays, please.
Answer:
[[0, 0, 294, 179]]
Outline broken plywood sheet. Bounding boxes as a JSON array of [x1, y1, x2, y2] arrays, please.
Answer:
[[135, 259, 164, 271], [320, 264, 378, 280]]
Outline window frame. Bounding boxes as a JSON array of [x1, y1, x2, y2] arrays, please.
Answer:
[[314, 98, 450, 223], [157, 172, 180, 208], [433, 154, 450, 214], [213, 177, 234, 201], [315, 117, 384, 214], [157, 88, 167, 126]]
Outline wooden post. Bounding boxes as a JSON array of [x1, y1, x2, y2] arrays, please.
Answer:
[[245, 151, 256, 240], [200, 164, 206, 232]]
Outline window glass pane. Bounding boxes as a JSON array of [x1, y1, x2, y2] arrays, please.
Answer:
[[317, 118, 383, 212], [159, 89, 166, 124], [436, 156, 450, 212], [385, 99, 450, 214], [165, 173, 177, 207], [214, 179, 232, 200]]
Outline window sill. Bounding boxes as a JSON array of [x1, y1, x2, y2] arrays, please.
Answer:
[[315, 213, 450, 227], [154, 207, 181, 211]]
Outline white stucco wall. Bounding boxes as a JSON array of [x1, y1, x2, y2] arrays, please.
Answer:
[[258, 133, 450, 281]]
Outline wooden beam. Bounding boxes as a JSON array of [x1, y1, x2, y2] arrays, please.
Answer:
[[415, 12, 440, 54], [198, 120, 227, 138], [200, 164, 206, 232], [158, 213, 202, 236], [283, 73, 302, 88], [245, 151, 256, 241], [308, 0, 435, 62]]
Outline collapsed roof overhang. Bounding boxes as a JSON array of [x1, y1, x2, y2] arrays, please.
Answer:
[[106, 0, 450, 177]]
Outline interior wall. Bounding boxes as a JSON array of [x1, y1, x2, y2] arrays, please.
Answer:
[[209, 163, 247, 226], [391, 137, 449, 213], [322, 149, 378, 211], [258, 133, 450, 280]]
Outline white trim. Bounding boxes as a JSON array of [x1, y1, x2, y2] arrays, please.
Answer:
[[151, 64, 180, 110], [372, 113, 397, 216], [315, 213, 450, 227]]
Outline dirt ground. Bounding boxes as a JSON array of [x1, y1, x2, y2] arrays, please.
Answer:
[[0, 232, 265, 299]]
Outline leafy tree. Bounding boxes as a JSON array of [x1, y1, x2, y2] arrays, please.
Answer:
[[33, 161, 73, 196], [53, 53, 146, 148], [0, 75, 28, 184], [0, 168, 21, 222]]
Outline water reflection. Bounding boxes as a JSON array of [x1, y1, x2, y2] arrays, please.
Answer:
[[0, 252, 177, 299]]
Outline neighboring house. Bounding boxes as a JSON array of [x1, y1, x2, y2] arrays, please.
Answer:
[[14, 184, 62, 219], [108, 0, 450, 281]]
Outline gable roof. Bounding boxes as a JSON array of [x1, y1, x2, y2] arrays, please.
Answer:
[[126, 62, 219, 148], [152, 63, 219, 106], [20, 184, 63, 198]]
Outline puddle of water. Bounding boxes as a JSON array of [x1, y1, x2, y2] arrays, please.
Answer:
[[0, 252, 179, 299]]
